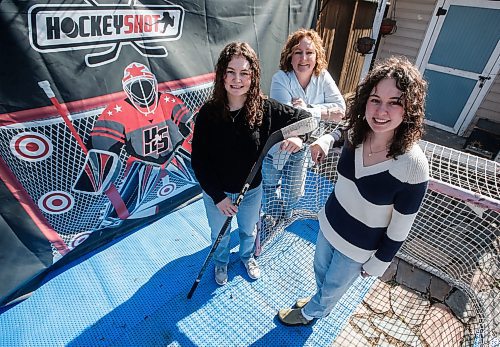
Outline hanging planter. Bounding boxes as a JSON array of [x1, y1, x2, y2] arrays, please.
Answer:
[[355, 37, 376, 55], [380, 18, 397, 36], [380, 0, 397, 36]]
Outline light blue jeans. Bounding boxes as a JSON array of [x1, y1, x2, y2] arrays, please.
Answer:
[[202, 184, 262, 267], [303, 229, 363, 319], [262, 147, 307, 219]]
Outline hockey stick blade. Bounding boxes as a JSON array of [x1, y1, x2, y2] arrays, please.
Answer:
[[281, 117, 318, 140], [187, 116, 317, 299], [250, 117, 318, 186]]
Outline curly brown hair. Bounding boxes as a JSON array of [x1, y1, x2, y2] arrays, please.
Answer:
[[345, 56, 427, 158], [210, 42, 265, 129], [279, 28, 327, 76]]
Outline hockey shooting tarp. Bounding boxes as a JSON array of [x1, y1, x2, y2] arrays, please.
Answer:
[[0, 0, 317, 306]]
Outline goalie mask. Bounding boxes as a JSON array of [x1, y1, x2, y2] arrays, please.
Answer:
[[122, 62, 158, 115]]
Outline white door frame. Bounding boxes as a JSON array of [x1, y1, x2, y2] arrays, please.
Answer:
[[416, 0, 500, 135], [359, 0, 388, 80], [455, 44, 500, 134]]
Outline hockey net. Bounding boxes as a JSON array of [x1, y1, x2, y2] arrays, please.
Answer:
[[0, 80, 213, 254], [259, 121, 499, 346]]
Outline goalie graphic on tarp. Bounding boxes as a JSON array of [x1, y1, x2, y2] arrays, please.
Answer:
[[73, 62, 194, 225]]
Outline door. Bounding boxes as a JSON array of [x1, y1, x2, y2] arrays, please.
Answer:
[[416, 0, 500, 135]]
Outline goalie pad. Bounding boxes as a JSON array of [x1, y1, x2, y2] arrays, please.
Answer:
[[106, 160, 162, 218], [73, 149, 120, 194]]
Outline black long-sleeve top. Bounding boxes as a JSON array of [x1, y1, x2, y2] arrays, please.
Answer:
[[191, 98, 311, 204]]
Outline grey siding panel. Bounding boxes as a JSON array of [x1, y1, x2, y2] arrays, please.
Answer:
[[377, 0, 437, 62], [474, 76, 500, 128]]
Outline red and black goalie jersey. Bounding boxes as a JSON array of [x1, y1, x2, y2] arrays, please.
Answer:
[[89, 93, 192, 165]]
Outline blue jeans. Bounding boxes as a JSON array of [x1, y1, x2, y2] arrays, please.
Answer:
[[262, 147, 307, 219], [303, 229, 363, 319], [202, 184, 262, 267]]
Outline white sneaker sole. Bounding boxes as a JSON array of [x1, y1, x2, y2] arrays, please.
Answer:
[[215, 278, 227, 286]]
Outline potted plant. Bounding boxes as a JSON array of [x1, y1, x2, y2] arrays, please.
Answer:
[[355, 37, 376, 55], [380, 18, 397, 36], [380, 0, 397, 36]]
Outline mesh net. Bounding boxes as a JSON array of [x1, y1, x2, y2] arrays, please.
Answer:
[[2, 90, 499, 345], [258, 121, 499, 347], [0, 81, 213, 253]]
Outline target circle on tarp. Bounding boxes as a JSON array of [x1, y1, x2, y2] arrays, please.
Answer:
[[10, 132, 53, 162], [38, 191, 74, 214]]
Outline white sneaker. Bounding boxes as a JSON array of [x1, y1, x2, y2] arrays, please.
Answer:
[[244, 258, 261, 280], [215, 265, 228, 286]]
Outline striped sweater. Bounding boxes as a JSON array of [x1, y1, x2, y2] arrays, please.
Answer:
[[315, 136, 429, 277]]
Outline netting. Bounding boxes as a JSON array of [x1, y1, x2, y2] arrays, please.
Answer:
[[258, 121, 499, 347], [0, 81, 213, 256], [2, 87, 499, 344]]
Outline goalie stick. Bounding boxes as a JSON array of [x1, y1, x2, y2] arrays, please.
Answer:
[[187, 117, 318, 299]]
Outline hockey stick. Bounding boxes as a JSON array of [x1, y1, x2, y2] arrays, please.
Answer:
[[187, 116, 318, 299], [131, 41, 168, 57], [85, 43, 121, 68], [254, 206, 263, 257], [38, 81, 130, 219]]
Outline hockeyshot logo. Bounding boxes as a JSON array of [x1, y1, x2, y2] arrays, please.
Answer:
[[28, 3, 184, 67]]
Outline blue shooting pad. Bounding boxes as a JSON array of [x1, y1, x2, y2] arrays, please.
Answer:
[[0, 197, 376, 346]]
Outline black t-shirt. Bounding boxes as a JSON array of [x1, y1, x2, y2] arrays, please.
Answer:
[[191, 98, 311, 204]]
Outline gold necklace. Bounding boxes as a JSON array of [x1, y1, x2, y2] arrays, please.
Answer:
[[230, 108, 243, 123], [368, 136, 388, 157]]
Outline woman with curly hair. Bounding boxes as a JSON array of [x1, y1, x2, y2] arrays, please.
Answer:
[[278, 56, 429, 325], [191, 42, 311, 286], [263, 28, 346, 221]]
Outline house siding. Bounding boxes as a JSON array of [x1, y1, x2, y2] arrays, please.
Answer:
[[466, 75, 500, 135], [376, 0, 437, 63]]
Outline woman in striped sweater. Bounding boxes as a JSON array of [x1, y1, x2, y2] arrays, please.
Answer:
[[278, 56, 429, 326]]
